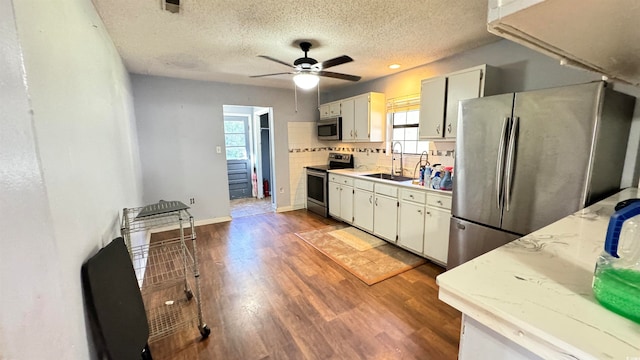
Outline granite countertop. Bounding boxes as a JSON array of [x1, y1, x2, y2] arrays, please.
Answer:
[[326, 168, 453, 195], [437, 188, 640, 359]]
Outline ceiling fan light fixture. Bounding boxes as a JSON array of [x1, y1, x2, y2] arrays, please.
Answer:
[[293, 73, 319, 90]]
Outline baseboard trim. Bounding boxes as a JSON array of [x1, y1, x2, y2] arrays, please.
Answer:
[[194, 216, 232, 227], [276, 204, 306, 213], [148, 216, 232, 234]]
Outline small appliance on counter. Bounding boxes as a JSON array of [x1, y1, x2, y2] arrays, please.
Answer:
[[593, 199, 640, 324]]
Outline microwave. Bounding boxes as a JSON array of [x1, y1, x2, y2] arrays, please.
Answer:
[[317, 117, 342, 141]]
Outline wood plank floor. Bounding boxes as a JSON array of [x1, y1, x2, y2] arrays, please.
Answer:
[[147, 210, 461, 359]]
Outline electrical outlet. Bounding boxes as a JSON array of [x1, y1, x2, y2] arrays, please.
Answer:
[[189, 198, 195, 205], [279, 187, 284, 194], [216, 146, 222, 154]]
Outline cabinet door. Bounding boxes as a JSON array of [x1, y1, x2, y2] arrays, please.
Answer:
[[341, 185, 354, 224], [319, 104, 330, 119], [424, 207, 451, 265], [353, 95, 370, 141], [374, 195, 398, 242], [329, 102, 341, 117], [341, 98, 355, 141], [399, 202, 426, 254], [419, 77, 447, 139], [445, 69, 482, 139], [328, 182, 341, 218], [353, 189, 374, 232]]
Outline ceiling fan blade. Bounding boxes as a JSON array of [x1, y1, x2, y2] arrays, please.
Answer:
[[320, 55, 353, 69], [250, 72, 295, 78], [318, 71, 361, 82], [257, 55, 295, 68]]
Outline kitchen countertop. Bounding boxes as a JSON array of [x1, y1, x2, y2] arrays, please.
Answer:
[[437, 188, 640, 359], [326, 168, 453, 195]]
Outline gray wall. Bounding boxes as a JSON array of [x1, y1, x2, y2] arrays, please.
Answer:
[[1, 0, 143, 358], [131, 75, 317, 219], [322, 40, 640, 187]]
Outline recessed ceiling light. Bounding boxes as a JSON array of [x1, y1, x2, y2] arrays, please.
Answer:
[[389, 64, 401, 69]]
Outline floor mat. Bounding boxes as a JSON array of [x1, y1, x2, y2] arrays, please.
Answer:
[[295, 225, 426, 285]]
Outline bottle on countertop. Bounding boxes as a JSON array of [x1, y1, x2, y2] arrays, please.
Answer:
[[430, 165, 442, 190], [440, 167, 453, 191], [418, 165, 426, 186], [592, 199, 640, 324]]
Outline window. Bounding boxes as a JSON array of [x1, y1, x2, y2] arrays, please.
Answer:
[[388, 95, 428, 154], [224, 120, 248, 160]]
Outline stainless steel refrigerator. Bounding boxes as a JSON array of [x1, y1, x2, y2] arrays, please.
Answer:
[[448, 81, 636, 269]]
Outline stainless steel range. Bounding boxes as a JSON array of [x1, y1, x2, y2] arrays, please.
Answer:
[[306, 153, 354, 217]]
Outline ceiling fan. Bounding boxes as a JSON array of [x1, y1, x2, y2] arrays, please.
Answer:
[[251, 41, 362, 89]]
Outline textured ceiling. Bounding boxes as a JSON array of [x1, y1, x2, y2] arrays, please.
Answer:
[[92, 0, 499, 90]]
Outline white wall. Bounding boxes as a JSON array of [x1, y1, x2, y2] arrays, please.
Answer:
[[131, 75, 317, 219], [323, 40, 640, 187], [1, 0, 143, 358]]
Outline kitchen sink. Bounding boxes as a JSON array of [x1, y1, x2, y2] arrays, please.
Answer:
[[363, 173, 414, 182]]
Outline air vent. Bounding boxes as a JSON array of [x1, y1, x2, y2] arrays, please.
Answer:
[[163, 0, 179, 13]]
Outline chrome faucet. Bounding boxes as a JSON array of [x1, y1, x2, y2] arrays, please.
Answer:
[[391, 141, 403, 177]]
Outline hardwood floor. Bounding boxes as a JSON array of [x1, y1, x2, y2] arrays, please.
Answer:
[[148, 210, 461, 359]]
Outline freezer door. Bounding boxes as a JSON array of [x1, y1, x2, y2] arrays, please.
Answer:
[[501, 82, 603, 235], [452, 93, 514, 228], [447, 217, 520, 269]]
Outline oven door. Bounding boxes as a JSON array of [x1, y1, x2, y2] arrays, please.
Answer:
[[306, 169, 328, 217], [317, 117, 341, 141]]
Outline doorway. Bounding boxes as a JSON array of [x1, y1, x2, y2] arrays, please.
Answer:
[[223, 105, 275, 217], [224, 115, 252, 199]]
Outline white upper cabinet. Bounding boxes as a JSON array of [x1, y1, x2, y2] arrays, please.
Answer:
[[339, 92, 386, 142], [488, 0, 640, 86], [418, 77, 447, 139], [319, 101, 340, 119], [419, 65, 497, 140]]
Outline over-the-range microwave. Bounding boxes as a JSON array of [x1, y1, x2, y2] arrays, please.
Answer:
[[317, 117, 341, 141]]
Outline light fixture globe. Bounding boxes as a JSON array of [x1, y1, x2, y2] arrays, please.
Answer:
[[293, 73, 319, 90]]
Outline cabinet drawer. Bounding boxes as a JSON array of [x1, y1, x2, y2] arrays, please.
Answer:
[[329, 174, 352, 185], [401, 189, 426, 204], [375, 183, 398, 198], [354, 179, 374, 191], [427, 193, 452, 209]]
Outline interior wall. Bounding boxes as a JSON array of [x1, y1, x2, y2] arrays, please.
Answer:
[[322, 39, 640, 188], [3, 0, 144, 359], [131, 74, 317, 219]]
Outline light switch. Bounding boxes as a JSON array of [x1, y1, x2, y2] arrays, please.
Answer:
[[216, 146, 222, 154]]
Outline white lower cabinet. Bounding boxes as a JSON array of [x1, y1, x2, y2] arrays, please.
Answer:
[[374, 194, 398, 242], [328, 172, 451, 265], [353, 187, 374, 232], [328, 175, 354, 223], [399, 201, 426, 253], [424, 206, 451, 265]]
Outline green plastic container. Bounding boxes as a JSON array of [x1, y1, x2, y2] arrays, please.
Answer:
[[593, 200, 640, 324]]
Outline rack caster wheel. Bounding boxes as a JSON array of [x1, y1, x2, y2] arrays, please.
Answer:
[[185, 289, 193, 301], [200, 325, 211, 339]]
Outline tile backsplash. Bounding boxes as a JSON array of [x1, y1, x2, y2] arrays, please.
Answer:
[[287, 122, 455, 208]]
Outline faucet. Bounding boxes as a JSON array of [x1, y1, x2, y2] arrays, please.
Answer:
[[391, 141, 403, 177]]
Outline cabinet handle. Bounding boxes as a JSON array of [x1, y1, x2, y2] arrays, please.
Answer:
[[409, 194, 414, 198], [375, 198, 378, 206], [437, 200, 443, 205], [418, 209, 423, 214], [427, 211, 431, 215], [436, 125, 441, 134], [354, 130, 358, 137], [369, 195, 372, 204], [447, 123, 452, 134], [350, 130, 353, 138]]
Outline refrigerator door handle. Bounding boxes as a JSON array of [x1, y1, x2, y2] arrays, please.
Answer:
[[496, 117, 510, 209], [505, 116, 519, 212]]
